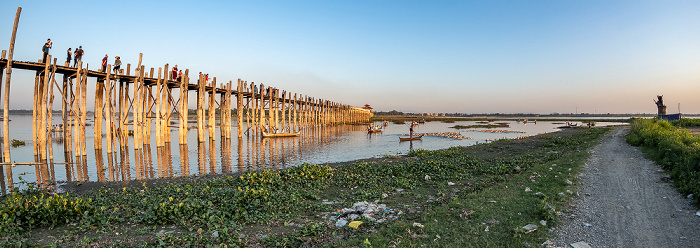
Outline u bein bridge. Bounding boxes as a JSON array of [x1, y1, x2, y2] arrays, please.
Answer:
[[0, 7, 372, 194]]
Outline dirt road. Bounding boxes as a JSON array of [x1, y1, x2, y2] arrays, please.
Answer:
[[551, 127, 700, 247]]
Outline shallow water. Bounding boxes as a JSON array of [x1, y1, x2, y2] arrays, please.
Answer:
[[1, 115, 626, 188]]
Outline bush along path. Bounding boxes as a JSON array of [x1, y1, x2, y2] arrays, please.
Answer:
[[1, 127, 610, 247], [550, 125, 700, 247]]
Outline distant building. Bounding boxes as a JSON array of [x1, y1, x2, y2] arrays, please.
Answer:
[[362, 104, 373, 113]]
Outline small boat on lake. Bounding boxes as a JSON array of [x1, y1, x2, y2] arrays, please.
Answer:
[[368, 128, 383, 133], [262, 131, 300, 138], [399, 136, 422, 141]]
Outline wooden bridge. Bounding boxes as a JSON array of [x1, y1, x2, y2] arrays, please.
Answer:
[[0, 7, 373, 192]]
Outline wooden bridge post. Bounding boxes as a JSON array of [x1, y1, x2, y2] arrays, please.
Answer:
[[237, 79, 243, 138], [179, 69, 189, 145], [3, 7, 21, 168], [155, 67, 163, 147], [105, 65, 113, 154], [197, 74, 205, 142], [208, 78, 216, 140]]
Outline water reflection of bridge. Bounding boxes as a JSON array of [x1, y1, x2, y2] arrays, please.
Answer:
[[0, 8, 373, 194]]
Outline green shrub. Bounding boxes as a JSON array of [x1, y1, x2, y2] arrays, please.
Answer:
[[627, 118, 700, 206]]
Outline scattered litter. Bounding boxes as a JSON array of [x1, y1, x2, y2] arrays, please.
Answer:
[[566, 190, 573, 195], [433, 234, 441, 241], [349, 221, 363, 229], [687, 194, 694, 199], [564, 179, 573, 185], [364, 238, 371, 246], [570, 241, 592, 248], [558, 192, 566, 197], [425, 175, 431, 181], [487, 200, 497, 203], [212, 231, 219, 239], [335, 219, 348, 227], [382, 193, 388, 199], [329, 201, 401, 227], [396, 188, 404, 193], [583, 222, 592, 227], [539, 220, 547, 226], [413, 223, 424, 228], [525, 187, 532, 192], [522, 224, 538, 233], [484, 226, 489, 232], [447, 182, 455, 186]]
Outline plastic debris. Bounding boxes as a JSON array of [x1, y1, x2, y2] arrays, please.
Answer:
[[525, 187, 532, 192], [329, 201, 401, 227], [570, 241, 592, 248], [335, 219, 348, 227], [413, 222, 424, 228], [425, 175, 431, 181], [364, 238, 371, 246], [349, 221, 363, 229], [448, 182, 455, 186], [522, 224, 538, 233], [583, 222, 592, 227]]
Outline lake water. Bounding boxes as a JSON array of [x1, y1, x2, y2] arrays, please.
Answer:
[[1, 114, 627, 188]]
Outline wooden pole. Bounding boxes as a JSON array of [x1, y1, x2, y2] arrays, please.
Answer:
[[3, 7, 20, 166], [179, 69, 185, 145], [197, 74, 204, 142], [208, 78, 215, 140], [237, 79, 243, 138], [155, 67, 163, 146], [105, 65, 113, 154]]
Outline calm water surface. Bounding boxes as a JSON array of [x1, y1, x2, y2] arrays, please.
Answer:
[[3, 115, 626, 186]]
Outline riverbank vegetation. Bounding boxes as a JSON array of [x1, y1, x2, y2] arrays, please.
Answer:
[[626, 118, 700, 206], [451, 123, 509, 129], [1, 127, 610, 247]]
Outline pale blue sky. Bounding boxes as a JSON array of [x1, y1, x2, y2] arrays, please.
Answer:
[[1, 0, 699, 114]]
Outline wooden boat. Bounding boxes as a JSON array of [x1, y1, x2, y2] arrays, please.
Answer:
[[399, 136, 422, 141], [368, 128, 383, 133], [262, 131, 300, 138], [51, 129, 63, 132]]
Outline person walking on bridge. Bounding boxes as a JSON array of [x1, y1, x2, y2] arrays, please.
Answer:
[[73, 46, 83, 67], [113, 56, 121, 74], [42, 38, 52, 63], [101, 54, 108, 72], [66, 48, 72, 66]]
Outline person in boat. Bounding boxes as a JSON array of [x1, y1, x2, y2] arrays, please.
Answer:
[[409, 123, 414, 138]]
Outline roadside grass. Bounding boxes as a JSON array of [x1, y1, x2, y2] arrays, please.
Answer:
[[627, 118, 700, 206], [0, 127, 610, 247]]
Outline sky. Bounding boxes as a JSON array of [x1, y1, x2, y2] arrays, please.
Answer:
[[1, 0, 699, 114]]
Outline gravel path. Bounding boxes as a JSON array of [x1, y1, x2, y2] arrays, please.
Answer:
[[550, 127, 700, 248]]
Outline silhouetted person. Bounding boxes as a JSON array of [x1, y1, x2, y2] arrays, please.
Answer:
[[42, 38, 52, 63], [101, 54, 108, 72], [113, 56, 121, 74], [74, 46, 84, 67], [66, 48, 72, 66]]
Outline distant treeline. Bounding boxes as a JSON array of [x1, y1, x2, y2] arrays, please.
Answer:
[[373, 110, 697, 118]]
